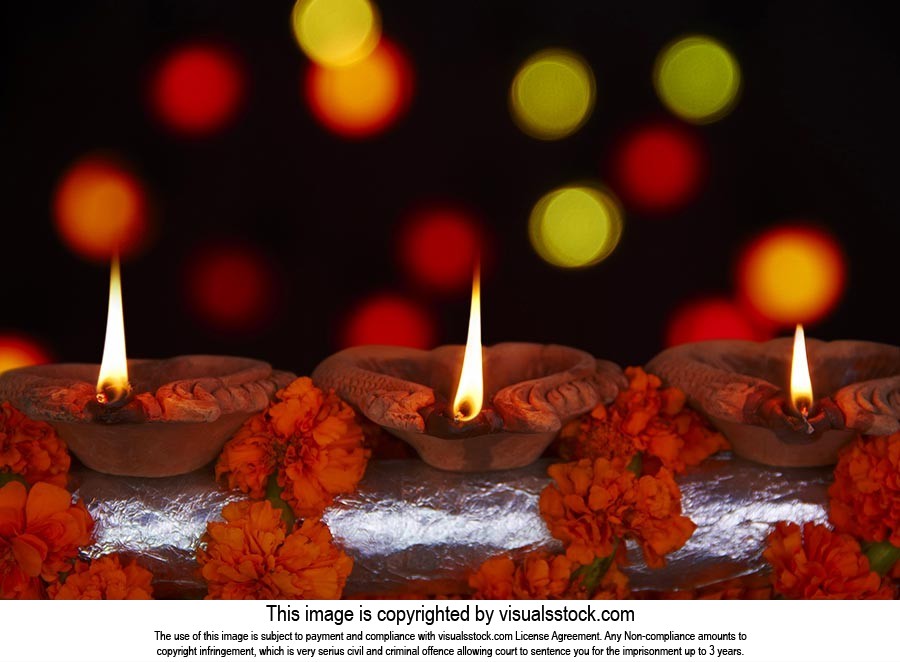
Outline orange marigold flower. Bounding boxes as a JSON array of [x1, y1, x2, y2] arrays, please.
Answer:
[[540, 458, 695, 567], [514, 553, 575, 599], [48, 554, 153, 599], [216, 414, 275, 499], [468, 556, 515, 599], [197, 499, 352, 600], [469, 552, 628, 600], [558, 403, 639, 464], [1, 402, 71, 487], [829, 432, 900, 547], [763, 521, 894, 599], [557, 368, 727, 473], [0, 481, 94, 598], [216, 377, 370, 519]]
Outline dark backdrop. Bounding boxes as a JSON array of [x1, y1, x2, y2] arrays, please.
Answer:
[[1, 0, 897, 375]]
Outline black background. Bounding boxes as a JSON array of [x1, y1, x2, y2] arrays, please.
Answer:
[[1, 0, 897, 375]]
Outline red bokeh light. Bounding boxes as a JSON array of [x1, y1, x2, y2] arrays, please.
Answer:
[[151, 44, 245, 135], [54, 156, 149, 261], [614, 124, 705, 213], [185, 244, 278, 333], [305, 39, 413, 138], [341, 294, 435, 349], [398, 206, 484, 293], [0, 334, 51, 374], [666, 297, 768, 347]]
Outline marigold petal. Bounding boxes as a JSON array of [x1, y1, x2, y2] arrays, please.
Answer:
[[24, 482, 73, 523], [12, 535, 46, 577], [0, 480, 27, 512]]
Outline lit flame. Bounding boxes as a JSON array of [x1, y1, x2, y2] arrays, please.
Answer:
[[452, 265, 483, 422], [790, 323, 813, 417], [96, 255, 130, 405]]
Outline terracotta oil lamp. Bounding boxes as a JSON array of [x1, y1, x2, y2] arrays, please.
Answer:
[[647, 325, 900, 467], [0, 257, 293, 477], [313, 267, 625, 471]]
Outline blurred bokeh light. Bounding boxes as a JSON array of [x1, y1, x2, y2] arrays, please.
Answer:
[[291, 0, 381, 67], [654, 35, 741, 124], [185, 243, 278, 333], [54, 156, 149, 261], [398, 205, 484, 294], [510, 48, 595, 140], [305, 38, 412, 138], [0, 333, 50, 374], [341, 293, 435, 348], [737, 225, 846, 326], [666, 296, 767, 346], [529, 185, 623, 268], [150, 43, 245, 135], [614, 123, 705, 213]]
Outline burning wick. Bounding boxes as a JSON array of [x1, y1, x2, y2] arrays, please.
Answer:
[[452, 263, 484, 423], [790, 323, 814, 434], [96, 254, 132, 406]]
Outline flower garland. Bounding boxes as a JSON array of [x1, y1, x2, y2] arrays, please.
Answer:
[[215, 377, 370, 519], [763, 431, 900, 599], [554, 367, 728, 474], [6, 369, 900, 601], [0, 401, 156, 600], [48, 555, 154, 600], [763, 521, 893, 599], [469, 551, 629, 600], [470, 367, 726, 599], [201, 377, 368, 599], [197, 499, 352, 600], [1, 401, 70, 487]]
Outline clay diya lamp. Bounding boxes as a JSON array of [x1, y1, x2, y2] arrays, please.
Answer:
[[314, 343, 622, 471], [647, 325, 900, 467], [0, 356, 293, 477], [313, 269, 624, 470], [0, 258, 294, 477]]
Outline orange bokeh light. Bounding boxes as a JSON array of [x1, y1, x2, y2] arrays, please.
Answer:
[[737, 225, 847, 326], [151, 43, 245, 135], [666, 297, 768, 347], [0, 334, 51, 374], [398, 205, 484, 294], [54, 157, 148, 261], [185, 243, 278, 333], [614, 123, 705, 213], [304, 39, 413, 138], [341, 294, 435, 349]]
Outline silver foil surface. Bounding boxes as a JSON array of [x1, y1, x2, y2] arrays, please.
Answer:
[[72, 454, 830, 597], [72, 469, 245, 598]]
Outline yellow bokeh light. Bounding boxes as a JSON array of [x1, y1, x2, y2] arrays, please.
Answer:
[[291, 0, 381, 67], [738, 226, 846, 325], [510, 49, 595, 140], [654, 35, 741, 123], [529, 185, 623, 268]]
